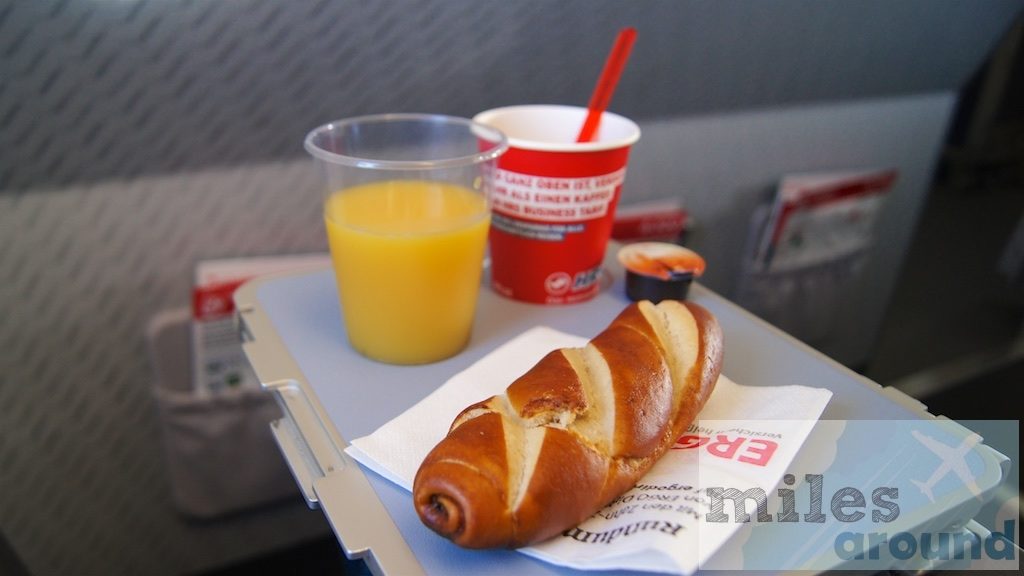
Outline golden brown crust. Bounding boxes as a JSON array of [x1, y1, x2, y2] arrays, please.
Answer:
[[413, 300, 723, 549], [511, 427, 607, 546], [506, 350, 587, 421], [591, 323, 671, 458], [414, 412, 512, 548], [685, 302, 724, 416]]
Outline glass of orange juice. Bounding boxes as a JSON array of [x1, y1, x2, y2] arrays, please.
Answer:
[[304, 114, 508, 364]]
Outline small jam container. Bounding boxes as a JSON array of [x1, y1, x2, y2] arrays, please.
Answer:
[[618, 242, 706, 303]]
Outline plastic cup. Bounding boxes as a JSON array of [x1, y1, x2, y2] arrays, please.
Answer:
[[304, 114, 507, 364], [473, 105, 640, 304]]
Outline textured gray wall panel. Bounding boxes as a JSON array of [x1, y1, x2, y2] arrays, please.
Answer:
[[1, 0, 1020, 191], [624, 92, 957, 367], [0, 162, 329, 575]]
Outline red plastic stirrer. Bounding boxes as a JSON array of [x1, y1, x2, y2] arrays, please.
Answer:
[[576, 27, 637, 143]]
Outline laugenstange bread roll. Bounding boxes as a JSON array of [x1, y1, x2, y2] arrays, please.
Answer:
[[413, 299, 723, 548]]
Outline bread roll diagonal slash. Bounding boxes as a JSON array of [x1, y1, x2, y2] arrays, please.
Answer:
[[413, 300, 723, 548]]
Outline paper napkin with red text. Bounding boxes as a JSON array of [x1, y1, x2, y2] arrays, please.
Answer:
[[347, 326, 832, 574]]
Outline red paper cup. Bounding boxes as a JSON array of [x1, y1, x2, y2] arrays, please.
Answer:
[[473, 105, 641, 304]]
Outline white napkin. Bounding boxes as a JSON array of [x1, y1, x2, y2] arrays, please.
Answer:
[[347, 326, 587, 490], [347, 326, 833, 574]]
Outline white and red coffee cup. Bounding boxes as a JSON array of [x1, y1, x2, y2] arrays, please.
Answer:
[[473, 105, 641, 305]]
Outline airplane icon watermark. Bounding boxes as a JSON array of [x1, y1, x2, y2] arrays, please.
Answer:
[[910, 430, 983, 502]]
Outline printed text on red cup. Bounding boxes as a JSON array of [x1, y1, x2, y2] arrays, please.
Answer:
[[491, 168, 626, 223]]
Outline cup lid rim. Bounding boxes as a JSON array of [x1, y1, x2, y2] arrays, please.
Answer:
[[304, 113, 509, 170], [473, 105, 641, 152]]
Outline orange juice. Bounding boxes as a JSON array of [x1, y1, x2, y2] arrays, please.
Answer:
[[324, 180, 490, 364]]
